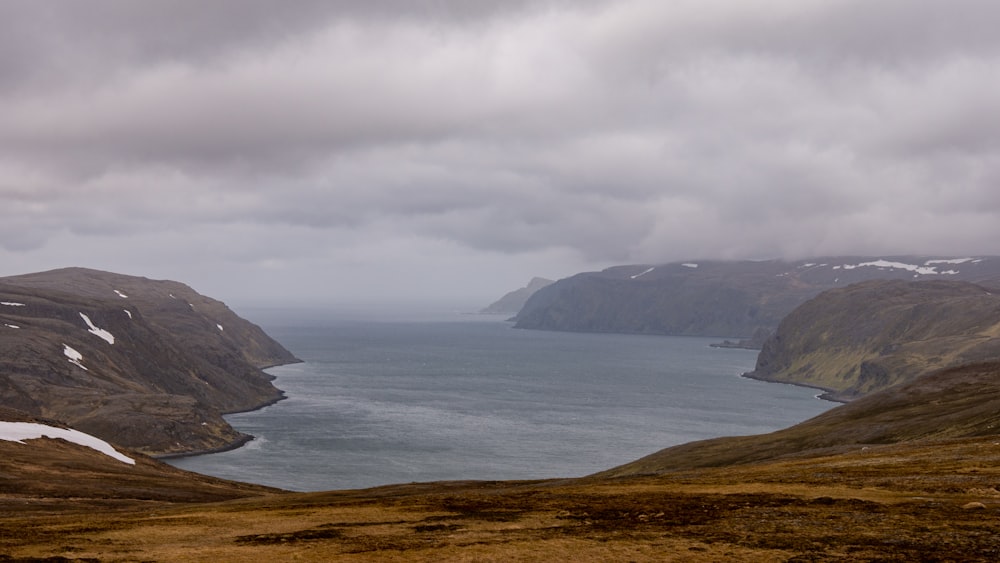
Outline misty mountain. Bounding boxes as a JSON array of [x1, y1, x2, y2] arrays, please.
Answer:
[[513, 256, 1000, 339], [480, 277, 553, 314], [0, 267, 298, 456]]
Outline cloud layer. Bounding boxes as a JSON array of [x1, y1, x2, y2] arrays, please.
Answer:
[[2, 0, 998, 305]]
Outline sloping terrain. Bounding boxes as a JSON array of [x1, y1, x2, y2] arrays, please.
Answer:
[[600, 361, 1000, 478], [0, 408, 279, 507], [514, 256, 1000, 339], [3, 366, 1000, 560], [0, 267, 299, 455], [748, 279, 1000, 400]]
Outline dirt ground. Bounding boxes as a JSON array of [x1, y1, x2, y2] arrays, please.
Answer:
[[2, 436, 1000, 561]]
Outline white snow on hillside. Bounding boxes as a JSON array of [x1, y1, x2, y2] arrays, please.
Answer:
[[123, 309, 132, 319], [832, 260, 957, 276], [4, 324, 19, 329], [1, 302, 25, 307], [926, 258, 975, 265], [114, 289, 128, 298], [630, 267, 655, 279], [682, 263, 699, 268], [63, 344, 88, 371], [79, 313, 115, 344], [217, 324, 224, 331], [0, 421, 135, 465]]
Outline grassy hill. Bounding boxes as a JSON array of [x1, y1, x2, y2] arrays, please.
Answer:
[[748, 279, 1000, 400]]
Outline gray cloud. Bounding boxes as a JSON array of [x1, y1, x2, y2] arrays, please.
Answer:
[[1, 0, 999, 305]]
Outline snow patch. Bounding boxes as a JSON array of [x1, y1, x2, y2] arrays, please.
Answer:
[[123, 309, 132, 320], [1, 302, 25, 307], [682, 263, 699, 268], [63, 344, 88, 371], [925, 258, 974, 265], [800, 263, 816, 268], [630, 267, 655, 279], [79, 313, 114, 344], [217, 324, 224, 331], [113, 289, 128, 299], [837, 260, 951, 276], [0, 421, 135, 465], [4, 324, 19, 329]]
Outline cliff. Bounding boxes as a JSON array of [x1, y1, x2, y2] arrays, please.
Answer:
[[0, 267, 299, 456], [747, 279, 1000, 401], [513, 256, 1000, 338]]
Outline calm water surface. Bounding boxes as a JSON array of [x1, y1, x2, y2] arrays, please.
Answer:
[[169, 311, 833, 491]]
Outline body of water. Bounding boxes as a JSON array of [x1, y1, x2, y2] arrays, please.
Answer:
[[168, 311, 833, 491]]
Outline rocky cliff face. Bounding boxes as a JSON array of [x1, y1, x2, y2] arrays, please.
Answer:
[[747, 279, 1000, 401], [0, 267, 299, 456], [514, 257, 1000, 338]]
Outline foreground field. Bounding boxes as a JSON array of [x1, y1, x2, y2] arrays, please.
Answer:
[[3, 435, 999, 561]]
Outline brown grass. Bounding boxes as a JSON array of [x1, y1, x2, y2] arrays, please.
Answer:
[[3, 436, 1000, 561]]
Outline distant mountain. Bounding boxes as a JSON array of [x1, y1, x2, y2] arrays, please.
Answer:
[[0, 267, 299, 456], [747, 279, 1000, 401], [514, 257, 1000, 338], [480, 277, 553, 314]]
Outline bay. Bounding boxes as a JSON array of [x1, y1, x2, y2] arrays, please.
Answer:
[[168, 310, 833, 491]]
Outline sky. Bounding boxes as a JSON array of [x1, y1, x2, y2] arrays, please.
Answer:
[[1, 1, 999, 309]]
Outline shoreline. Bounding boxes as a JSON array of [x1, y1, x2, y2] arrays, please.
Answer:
[[154, 433, 256, 460], [740, 371, 848, 403], [157, 359, 300, 460]]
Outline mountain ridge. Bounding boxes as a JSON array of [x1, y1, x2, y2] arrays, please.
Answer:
[[513, 256, 1000, 338], [0, 267, 299, 456]]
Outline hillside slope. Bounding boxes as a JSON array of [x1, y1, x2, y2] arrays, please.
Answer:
[[0, 407, 279, 505], [5, 365, 1000, 560], [748, 279, 1000, 401], [514, 256, 1000, 338], [0, 267, 299, 455], [599, 360, 1000, 477]]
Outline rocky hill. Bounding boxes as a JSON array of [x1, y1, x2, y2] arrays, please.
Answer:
[[513, 256, 1000, 339], [0, 267, 299, 456], [480, 277, 553, 314], [747, 279, 1000, 401]]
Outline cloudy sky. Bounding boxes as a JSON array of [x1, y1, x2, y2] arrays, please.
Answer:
[[1, 1, 998, 309]]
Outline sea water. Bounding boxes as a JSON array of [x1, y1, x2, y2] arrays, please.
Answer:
[[168, 310, 833, 491]]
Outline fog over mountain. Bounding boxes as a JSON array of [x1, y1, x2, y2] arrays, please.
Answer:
[[2, 1, 999, 306]]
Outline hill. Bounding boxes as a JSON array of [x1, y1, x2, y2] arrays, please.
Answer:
[[0, 407, 279, 506], [0, 267, 299, 456], [513, 256, 1000, 339], [747, 279, 1000, 401], [599, 360, 1000, 477]]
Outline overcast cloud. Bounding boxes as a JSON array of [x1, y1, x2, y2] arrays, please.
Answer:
[[1, 0, 998, 308]]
